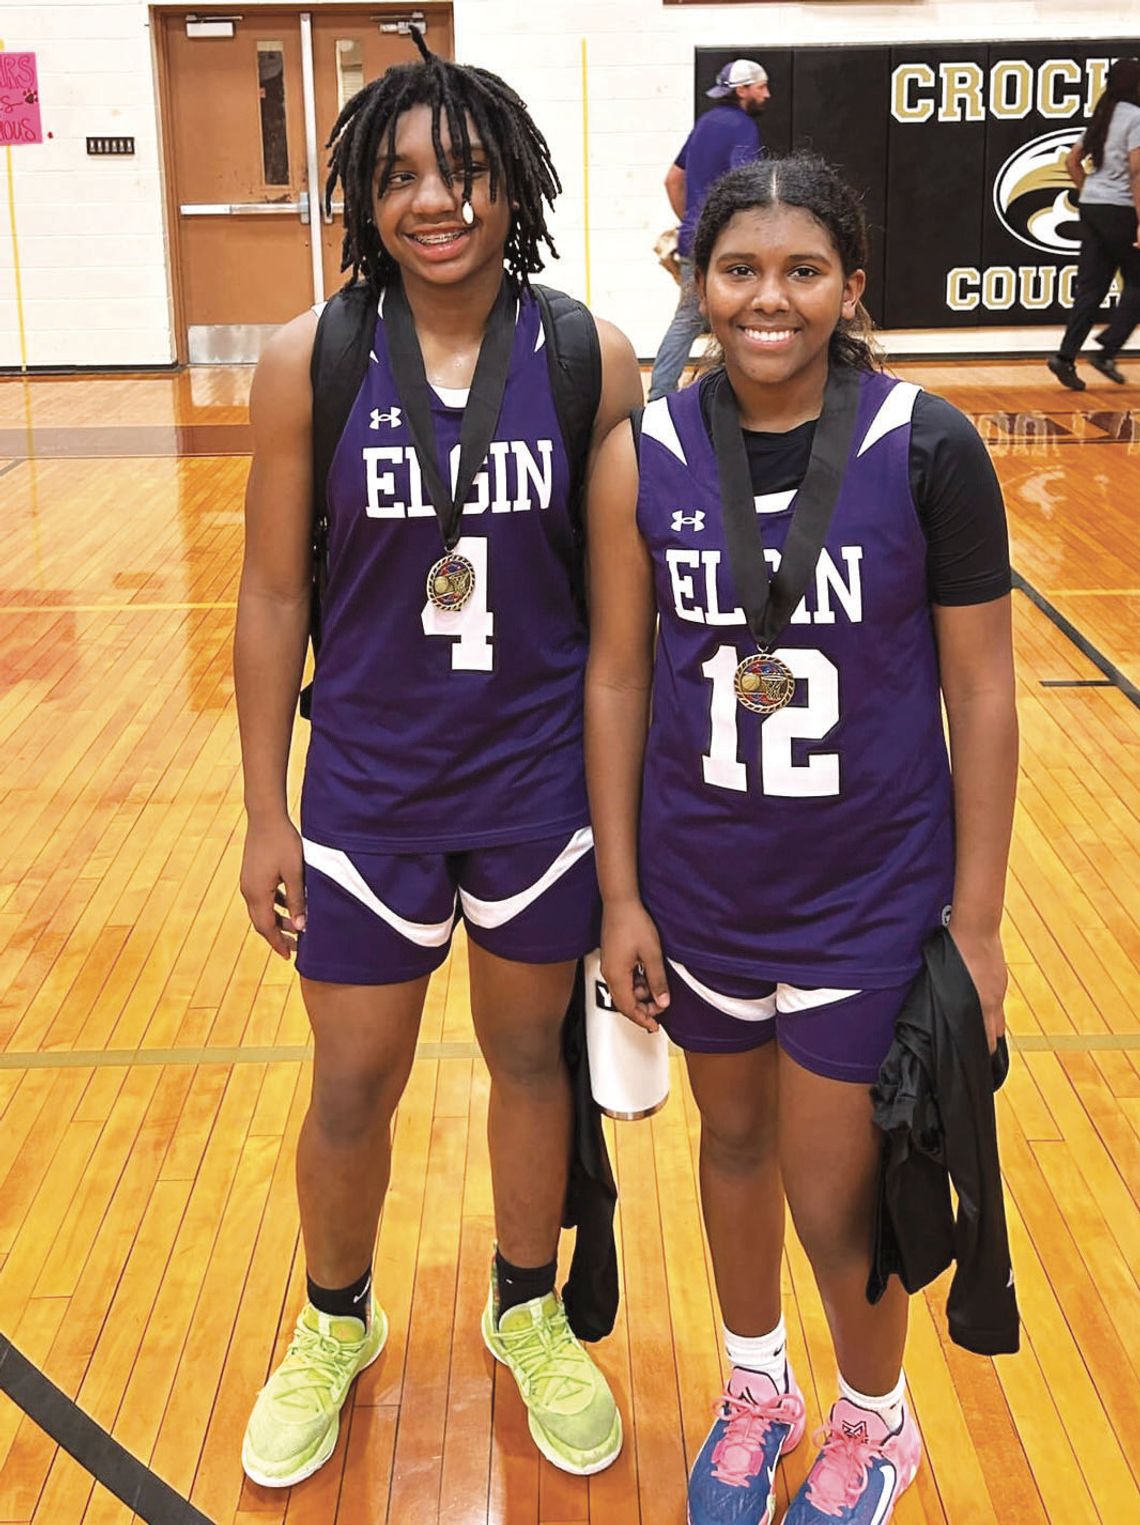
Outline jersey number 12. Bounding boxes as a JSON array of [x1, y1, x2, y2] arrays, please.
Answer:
[[701, 645, 839, 797]]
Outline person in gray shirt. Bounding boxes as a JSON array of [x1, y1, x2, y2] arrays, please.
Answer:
[[1049, 57, 1140, 389]]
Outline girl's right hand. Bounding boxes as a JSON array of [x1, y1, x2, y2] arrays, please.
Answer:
[[601, 902, 670, 1033], [240, 817, 306, 959]]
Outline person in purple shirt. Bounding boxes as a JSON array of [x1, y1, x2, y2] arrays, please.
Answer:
[[648, 59, 770, 400]]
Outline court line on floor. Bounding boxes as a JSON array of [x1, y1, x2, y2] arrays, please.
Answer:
[[0, 1033, 1136, 1071], [0, 601, 237, 613], [1047, 588, 1140, 597], [0, 1040, 473, 1068], [0, 458, 24, 477], [0, 1334, 214, 1525], [1013, 571, 1139, 709]]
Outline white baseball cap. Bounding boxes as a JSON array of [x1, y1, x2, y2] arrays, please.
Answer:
[[707, 60, 768, 98]]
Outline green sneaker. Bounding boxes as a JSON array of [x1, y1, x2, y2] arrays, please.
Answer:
[[481, 1286, 622, 1475], [241, 1299, 388, 1487]]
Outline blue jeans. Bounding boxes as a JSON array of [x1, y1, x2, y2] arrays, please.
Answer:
[[648, 259, 706, 400]]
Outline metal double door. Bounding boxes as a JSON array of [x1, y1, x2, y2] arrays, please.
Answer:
[[161, 6, 453, 362]]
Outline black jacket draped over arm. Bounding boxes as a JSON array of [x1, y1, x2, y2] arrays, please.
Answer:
[[868, 928, 1020, 1356]]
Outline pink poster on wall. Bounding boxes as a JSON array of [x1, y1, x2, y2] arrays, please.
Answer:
[[0, 53, 42, 145]]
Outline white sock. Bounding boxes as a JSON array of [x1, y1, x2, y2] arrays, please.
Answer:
[[724, 1316, 788, 1388], [838, 1370, 906, 1432]]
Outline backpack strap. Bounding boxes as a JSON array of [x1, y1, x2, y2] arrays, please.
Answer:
[[300, 282, 377, 718], [533, 285, 602, 596], [629, 405, 644, 463]]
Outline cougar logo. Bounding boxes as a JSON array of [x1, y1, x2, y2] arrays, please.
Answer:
[[993, 130, 1083, 255], [370, 406, 403, 430], [671, 511, 706, 533]]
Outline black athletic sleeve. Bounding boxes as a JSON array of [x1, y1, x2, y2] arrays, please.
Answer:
[[909, 392, 1012, 607]]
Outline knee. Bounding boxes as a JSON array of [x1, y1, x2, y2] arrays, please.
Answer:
[[480, 1018, 565, 1089], [309, 1053, 409, 1144], [787, 1195, 869, 1279], [700, 1107, 777, 1174]]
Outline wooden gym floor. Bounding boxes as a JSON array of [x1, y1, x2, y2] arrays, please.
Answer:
[[0, 357, 1137, 1524]]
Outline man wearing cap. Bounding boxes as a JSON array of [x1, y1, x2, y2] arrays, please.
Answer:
[[648, 59, 770, 400]]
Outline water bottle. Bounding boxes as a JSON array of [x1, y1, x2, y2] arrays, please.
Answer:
[[583, 949, 670, 1120]]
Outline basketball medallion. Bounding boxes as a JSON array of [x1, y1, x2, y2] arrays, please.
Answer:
[[426, 553, 475, 612], [734, 652, 795, 715]]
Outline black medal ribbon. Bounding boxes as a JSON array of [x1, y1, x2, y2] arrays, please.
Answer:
[[384, 276, 516, 554], [710, 363, 862, 659]]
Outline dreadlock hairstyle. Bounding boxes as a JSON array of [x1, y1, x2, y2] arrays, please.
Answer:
[[692, 152, 882, 372], [1082, 57, 1140, 171], [324, 27, 560, 291]]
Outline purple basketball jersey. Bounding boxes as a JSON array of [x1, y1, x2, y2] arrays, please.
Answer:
[[301, 291, 588, 851], [637, 372, 954, 988]]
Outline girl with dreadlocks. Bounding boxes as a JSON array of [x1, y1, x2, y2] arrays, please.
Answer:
[[235, 33, 641, 1488]]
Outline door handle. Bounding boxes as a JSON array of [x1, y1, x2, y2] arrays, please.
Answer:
[[180, 201, 306, 216]]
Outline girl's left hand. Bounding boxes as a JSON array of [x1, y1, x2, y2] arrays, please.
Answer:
[[948, 922, 1007, 1055]]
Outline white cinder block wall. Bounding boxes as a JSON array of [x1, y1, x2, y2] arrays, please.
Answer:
[[0, 1, 1132, 368]]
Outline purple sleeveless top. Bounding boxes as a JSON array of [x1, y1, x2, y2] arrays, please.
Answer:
[[301, 291, 588, 851], [637, 371, 954, 988]]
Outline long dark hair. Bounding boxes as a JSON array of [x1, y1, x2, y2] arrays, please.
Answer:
[[1084, 58, 1140, 170], [324, 28, 560, 291], [692, 152, 880, 371]]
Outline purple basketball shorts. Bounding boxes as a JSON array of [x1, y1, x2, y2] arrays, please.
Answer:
[[659, 958, 913, 1083], [295, 826, 600, 985]]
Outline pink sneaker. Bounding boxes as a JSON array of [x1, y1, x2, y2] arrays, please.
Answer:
[[687, 1365, 806, 1524], [783, 1398, 922, 1523]]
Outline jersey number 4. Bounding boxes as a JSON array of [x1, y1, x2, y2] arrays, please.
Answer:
[[421, 536, 494, 671], [701, 645, 839, 797]]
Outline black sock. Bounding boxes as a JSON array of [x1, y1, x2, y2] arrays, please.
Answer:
[[307, 1265, 372, 1327], [494, 1249, 557, 1320]]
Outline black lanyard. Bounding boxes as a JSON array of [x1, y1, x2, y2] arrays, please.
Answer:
[[709, 364, 861, 652], [383, 277, 516, 551]]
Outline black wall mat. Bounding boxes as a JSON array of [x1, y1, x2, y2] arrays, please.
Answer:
[[790, 47, 890, 326], [883, 42, 990, 328], [691, 39, 1139, 330]]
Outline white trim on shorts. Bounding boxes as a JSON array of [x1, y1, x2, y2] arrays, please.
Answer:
[[301, 839, 456, 948], [459, 826, 594, 929], [667, 961, 777, 1024], [667, 959, 860, 1021], [777, 983, 862, 1013]]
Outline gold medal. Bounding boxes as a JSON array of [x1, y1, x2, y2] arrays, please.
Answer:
[[734, 652, 796, 715], [426, 552, 475, 611]]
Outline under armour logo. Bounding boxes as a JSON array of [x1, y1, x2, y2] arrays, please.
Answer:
[[671, 511, 705, 532], [841, 1419, 870, 1442], [594, 979, 616, 1012], [370, 407, 402, 429]]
